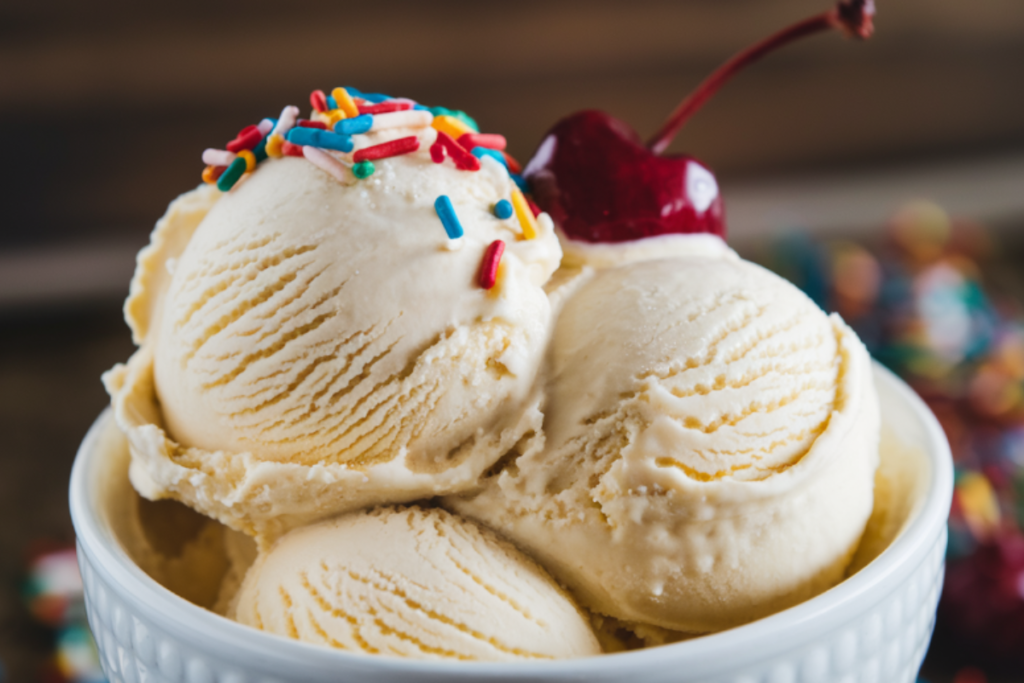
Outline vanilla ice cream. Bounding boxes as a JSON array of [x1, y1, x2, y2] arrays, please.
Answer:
[[234, 505, 602, 661], [101, 83, 886, 657], [449, 255, 880, 633], [105, 122, 562, 543]]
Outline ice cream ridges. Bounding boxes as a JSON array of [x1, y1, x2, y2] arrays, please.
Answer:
[[450, 254, 878, 633], [103, 0, 884, 663], [105, 95, 562, 544], [234, 506, 601, 660]]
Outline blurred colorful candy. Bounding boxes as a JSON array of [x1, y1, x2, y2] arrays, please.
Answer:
[[23, 546, 106, 682], [760, 199, 1024, 669]]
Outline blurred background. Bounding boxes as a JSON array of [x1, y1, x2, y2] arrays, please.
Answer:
[[2, 0, 1024, 681]]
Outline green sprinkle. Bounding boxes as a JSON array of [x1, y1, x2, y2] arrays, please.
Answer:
[[253, 136, 269, 163], [217, 156, 247, 191], [353, 160, 375, 179], [428, 106, 479, 133]]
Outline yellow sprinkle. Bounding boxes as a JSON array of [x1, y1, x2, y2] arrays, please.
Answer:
[[266, 134, 284, 158], [332, 87, 359, 118], [237, 149, 256, 172], [486, 259, 507, 298], [510, 189, 538, 240], [201, 165, 219, 184], [431, 115, 472, 140], [326, 109, 346, 126]]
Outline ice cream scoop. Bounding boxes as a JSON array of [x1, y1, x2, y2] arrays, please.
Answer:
[[233, 505, 602, 661], [105, 105, 562, 544], [449, 255, 880, 633]]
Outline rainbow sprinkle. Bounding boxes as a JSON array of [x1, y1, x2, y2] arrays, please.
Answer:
[[459, 133, 506, 151], [431, 131, 480, 171], [335, 114, 373, 135], [353, 136, 420, 162], [217, 157, 247, 191], [353, 160, 375, 179], [201, 87, 504, 187], [479, 240, 506, 290], [434, 195, 464, 239], [471, 146, 507, 169], [201, 86, 546, 289], [510, 189, 538, 240], [494, 199, 514, 220], [310, 89, 328, 113]]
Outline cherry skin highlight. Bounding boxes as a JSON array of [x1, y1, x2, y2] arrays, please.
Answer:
[[524, 111, 724, 243], [524, 0, 875, 244]]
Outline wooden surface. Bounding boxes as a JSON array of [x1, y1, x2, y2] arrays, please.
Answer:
[[1, 0, 1023, 250]]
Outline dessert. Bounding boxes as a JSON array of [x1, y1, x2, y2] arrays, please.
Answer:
[[233, 505, 601, 660], [104, 100, 561, 543], [449, 255, 879, 632], [99, 0, 886, 662]]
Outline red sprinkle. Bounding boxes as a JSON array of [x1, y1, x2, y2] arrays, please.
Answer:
[[479, 240, 505, 290], [281, 141, 305, 157], [297, 120, 328, 130], [435, 131, 480, 171], [310, 89, 328, 113], [353, 136, 420, 162], [502, 152, 523, 174], [457, 133, 507, 152], [357, 101, 413, 114], [226, 125, 263, 153], [430, 142, 446, 164], [526, 197, 542, 218]]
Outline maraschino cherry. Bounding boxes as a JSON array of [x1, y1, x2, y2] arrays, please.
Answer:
[[524, 0, 875, 243]]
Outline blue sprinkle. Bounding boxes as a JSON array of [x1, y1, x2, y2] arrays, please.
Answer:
[[253, 135, 269, 162], [510, 173, 529, 193], [345, 87, 390, 103], [434, 195, 464, 239], [334, 114, 373, 136], [326, 95, 338, 110], [494, 199, 514, 220], [286, 127, 353, 153], [413, 103, 431, 111], [472, 146, 508, 169]]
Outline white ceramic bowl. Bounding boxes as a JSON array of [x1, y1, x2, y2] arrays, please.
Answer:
[[70, 364, 952, 683]]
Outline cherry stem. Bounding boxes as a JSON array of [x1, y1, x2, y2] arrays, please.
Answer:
[[647, 0, 875, 155]]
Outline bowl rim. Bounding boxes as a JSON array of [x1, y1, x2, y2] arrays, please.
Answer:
[[70, 362, 952, 678]]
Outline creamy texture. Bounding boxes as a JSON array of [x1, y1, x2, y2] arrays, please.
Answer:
[[449, 257, 879, 632], [105, 127, 562, 544], [96, 412, 238, 610], [557, 230, 737, 269], [234, 506, 601, 661], [99, 96, 887, 653]]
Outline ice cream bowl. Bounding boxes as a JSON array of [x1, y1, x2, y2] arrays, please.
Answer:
[[70, 362, 952, 683]]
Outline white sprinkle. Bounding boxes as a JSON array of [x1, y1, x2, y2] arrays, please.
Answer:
[[271, 105, 300, 138], [370, 110, 433, 132], [303, 146, 349, 183], [202, 148, 236, 166]]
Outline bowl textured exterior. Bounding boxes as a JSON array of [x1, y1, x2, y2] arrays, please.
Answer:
[[71, 364, 952, 683]]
